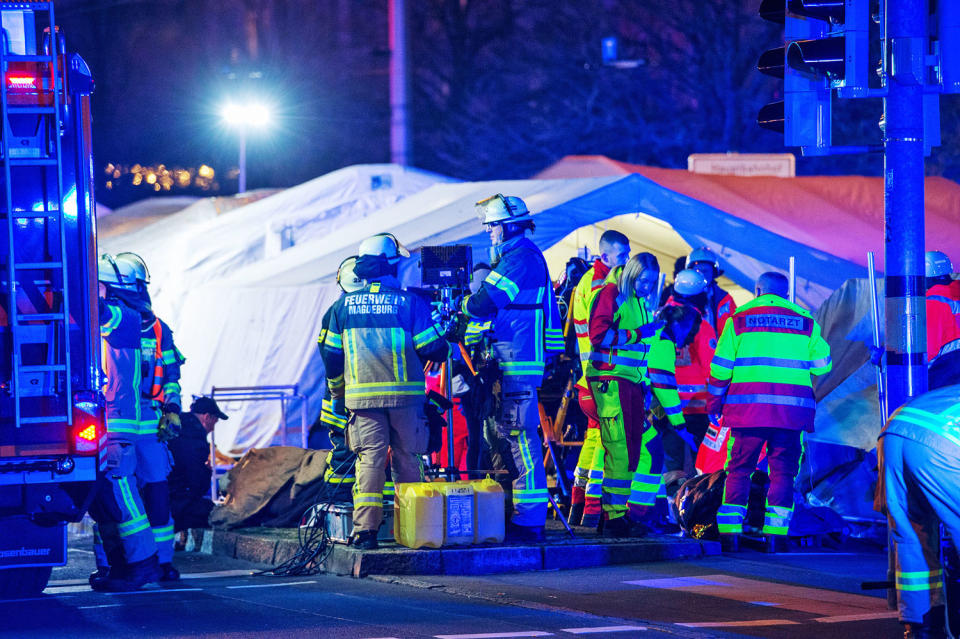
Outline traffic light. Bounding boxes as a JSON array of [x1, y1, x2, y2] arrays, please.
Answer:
[[756, 0, 872, 154]]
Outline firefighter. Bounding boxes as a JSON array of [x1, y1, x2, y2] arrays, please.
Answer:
[[89, 255, 161, 592], [461, 194, 564, 542], [585, 253, 685, 537], [710, 272, 831, 551], [98, 252, 185, 580], [686, 247, 737, 335], [314, 257, 365, 496], [878, 384, 960, 639], [656, 269, 717, 503], [321, 234, 448, 550], [569, 230, 631, 528]]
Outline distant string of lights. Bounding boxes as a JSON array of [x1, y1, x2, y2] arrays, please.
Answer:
[[103, 162, 219, 192]]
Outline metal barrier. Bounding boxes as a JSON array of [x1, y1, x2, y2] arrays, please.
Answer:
[[206, 385, 309, 500]]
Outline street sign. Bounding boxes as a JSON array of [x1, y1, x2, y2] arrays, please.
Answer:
[[687, 153, 796, 177]]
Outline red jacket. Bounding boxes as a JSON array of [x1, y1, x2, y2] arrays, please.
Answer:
[[926, 284, 960, 361], [665, 298, 717, 415]]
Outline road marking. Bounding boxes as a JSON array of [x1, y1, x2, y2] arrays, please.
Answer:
[[44, 585, 92, 594], [435, 633, 553, 639], [623, 577, 730, 589], [181, 569, 255, 580], [747, 601, 781, 607], [68, 548, 95, 554], [624, 573, 890, 617], [677, 620, 800, 628], [78, 604, 122, 609], [105, 587, 203, 596], [226, 580, 317, 589], [561, 626, 647, 634], [814, 611, 900, 623]]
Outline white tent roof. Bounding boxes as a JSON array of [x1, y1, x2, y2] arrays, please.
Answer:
[[170, 172, 864, 454]]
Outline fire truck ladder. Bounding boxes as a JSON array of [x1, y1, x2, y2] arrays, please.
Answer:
[[1, 1, 71, 428]]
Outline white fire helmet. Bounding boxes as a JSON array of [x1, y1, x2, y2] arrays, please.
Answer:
[[337, 256, 364, 293], [357, 233, 409, 264], [673, 269, 708, 296], [97, 253, 141, 290], [685, 246, 720, 270], [476, 194, 531, 225]]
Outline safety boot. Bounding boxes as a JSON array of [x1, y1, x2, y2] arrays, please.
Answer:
[[719, 534, 740, 553], [602, 516, 634, 538], [88, 564, 115, 590], [93, 554, 161, 592], [158, 562, 180, 581], [764, 534, 789, 554], [504, 522, 545, 544], [580, 512, 601, 529], [351, 530, 379, 550]]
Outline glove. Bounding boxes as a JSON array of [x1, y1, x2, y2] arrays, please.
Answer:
[[162, 402, 181, 415], [157, 411, 182, 442]]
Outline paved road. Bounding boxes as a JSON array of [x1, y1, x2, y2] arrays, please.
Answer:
[[0, 539, 900, 638]]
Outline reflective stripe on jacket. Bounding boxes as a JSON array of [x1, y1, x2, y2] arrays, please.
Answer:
[[322, 280, 449, 409], [881, 384, 960, 452], [100, 299, 144, 435], [463, 236, 563, 386], [139, 317, 184, 411], [571, 260, 619, 389], [585, 283, 684, 426], [669, 302, 717, 415], [707, 294, 832, 431]]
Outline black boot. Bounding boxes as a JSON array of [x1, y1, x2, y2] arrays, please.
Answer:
[[89, 564, 118, 590], [719, 534, 740, 553], [603, 516, 633, 538], [93, 554, 161, 592], [158, 562, 180, 582], [352, 530, 378, 550]]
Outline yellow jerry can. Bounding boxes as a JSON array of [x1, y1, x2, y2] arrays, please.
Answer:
[[393, 482, 443, 549], [471, 477, 505, 544], [439, 482, 475, 545]]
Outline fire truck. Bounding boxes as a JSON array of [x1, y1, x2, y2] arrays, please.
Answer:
[[0, 2, 102, 597]]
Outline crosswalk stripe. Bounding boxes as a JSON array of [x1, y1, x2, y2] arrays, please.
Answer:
[[560, 626, 647, 634]]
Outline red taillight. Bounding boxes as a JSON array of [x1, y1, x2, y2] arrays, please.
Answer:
[[72, 393, 105, 455], [6, 73, 38, 91]]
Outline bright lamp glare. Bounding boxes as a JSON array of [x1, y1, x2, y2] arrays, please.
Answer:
[[221, 102, 271, 127]]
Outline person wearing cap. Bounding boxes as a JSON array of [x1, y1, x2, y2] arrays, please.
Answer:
[[709, 272, 831, 552], [686, 247, 737, 335], [569, 230, 631, 529], [658, 269, 717, 500], [321, 234, 449, 550], [461, 194, 564, 542], [168, 396, 228, 552], [88, 255, 162, 592]]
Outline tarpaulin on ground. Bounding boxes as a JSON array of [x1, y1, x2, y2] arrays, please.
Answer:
[[209, 446, 329, 529]]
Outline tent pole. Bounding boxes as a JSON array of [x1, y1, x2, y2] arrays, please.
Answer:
[[788, 256, 795, 304]]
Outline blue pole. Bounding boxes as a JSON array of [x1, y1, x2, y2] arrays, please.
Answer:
[[884, 0, 928, 417]]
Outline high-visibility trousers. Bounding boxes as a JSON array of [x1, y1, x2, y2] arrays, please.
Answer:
[[89, 438, 157, 566], [880, 432, 960, 624], [573, 386, 604, 515], [496, 383, 548, 527], [718, 427, 801, 537], [589, 378, 652, 521], [348, 404, 427, 533]]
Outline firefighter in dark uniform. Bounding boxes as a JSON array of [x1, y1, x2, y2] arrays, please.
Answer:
[[321, 234, 449, 550]]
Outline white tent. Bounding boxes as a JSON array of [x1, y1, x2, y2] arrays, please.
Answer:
[[171, 172, 864, 454]]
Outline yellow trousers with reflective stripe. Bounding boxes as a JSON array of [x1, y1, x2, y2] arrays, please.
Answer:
[[348, 405, 427, 532]]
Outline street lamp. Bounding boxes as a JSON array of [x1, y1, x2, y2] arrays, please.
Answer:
[[220, 101, 271, 193]]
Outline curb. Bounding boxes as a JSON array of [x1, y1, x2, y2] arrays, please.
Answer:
[[212, 528, 720, 578]]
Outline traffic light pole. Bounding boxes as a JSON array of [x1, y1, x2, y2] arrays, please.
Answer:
[[883, 0, 928, 417], [883, 0, 929, 612]]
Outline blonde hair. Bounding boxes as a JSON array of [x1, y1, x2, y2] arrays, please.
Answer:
[[618, 252, 659, 298]]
